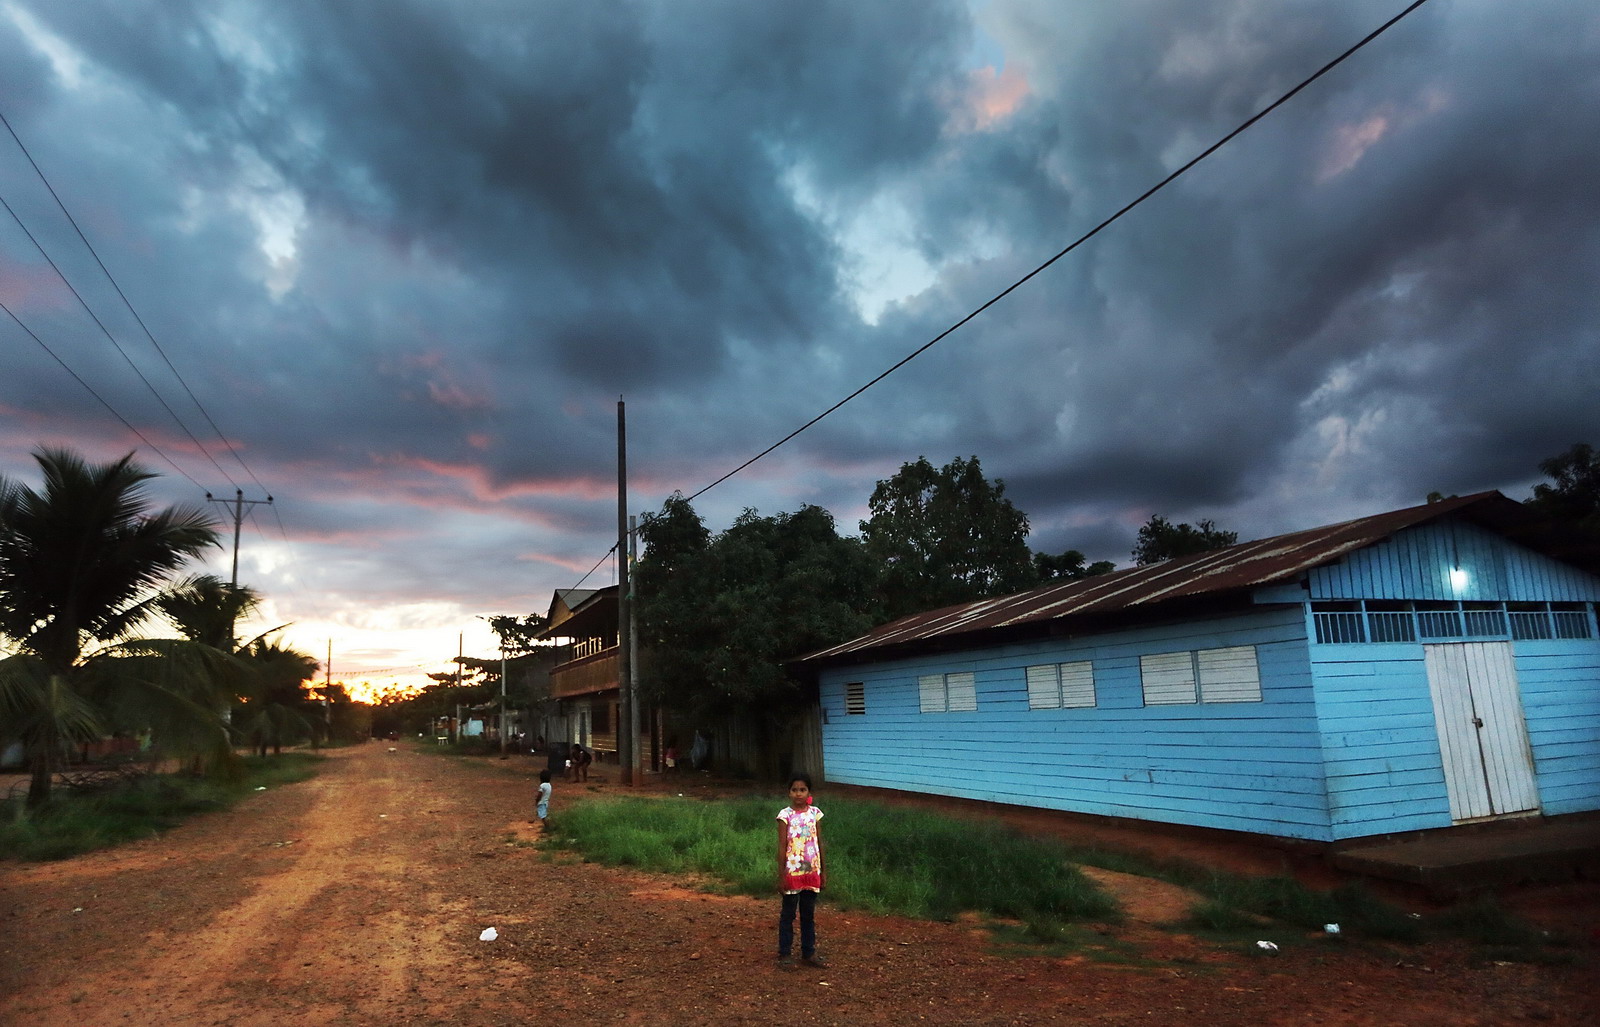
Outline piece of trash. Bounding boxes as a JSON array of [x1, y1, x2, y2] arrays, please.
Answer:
[[819, 981, 831, 987], [1407, 913, 1422, 919], [689, 952, 701, 960], [1323, 923, 1341, 935], [388, 747, 397, 752], [1255, 940, 1279, 954], [72, 907, 83, 913], [379, 814, 387, 818], [479, 927, 498, 942], [677, 793, 684, 797], [254, 786, 267, 791]]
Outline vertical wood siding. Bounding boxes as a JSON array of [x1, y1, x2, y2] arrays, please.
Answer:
[[818, 606, 1331, 840], [1308, 520, 1600, 602], [1515, 641, 1600, 815]]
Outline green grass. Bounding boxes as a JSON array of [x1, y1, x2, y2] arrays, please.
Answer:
[[555, 795, 1120, 932], [0, 753, 323, 861]]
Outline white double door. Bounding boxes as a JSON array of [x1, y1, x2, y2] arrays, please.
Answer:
[[1424, 642, 1540, 822]]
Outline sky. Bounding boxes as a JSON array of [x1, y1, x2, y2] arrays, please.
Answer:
[[2, 0, 1596, 699]]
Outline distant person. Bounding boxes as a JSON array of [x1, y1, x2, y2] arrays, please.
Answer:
[[535, 769, 552, 832], [664, 743, 679, 772], [775, 772, 827, 969], [570, 743, 592, 783]]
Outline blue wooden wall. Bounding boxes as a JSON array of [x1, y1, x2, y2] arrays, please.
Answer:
[[817, 606, 1334, 840], [1307, 519, 1600, 602], [818, 517, 1600, 843]]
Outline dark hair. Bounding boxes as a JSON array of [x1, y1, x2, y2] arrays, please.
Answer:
[[787, 771, 812, 789], [539, 769, 551, 783]]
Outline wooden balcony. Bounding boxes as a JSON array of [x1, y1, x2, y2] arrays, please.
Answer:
[[550, 646, 619, 699]]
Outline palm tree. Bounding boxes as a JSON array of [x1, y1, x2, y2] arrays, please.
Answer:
[[158, 574, 263, 651], [236, 637, 323, 756], [0, 447, 220, 807]]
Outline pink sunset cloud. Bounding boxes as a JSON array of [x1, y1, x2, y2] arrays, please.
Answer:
[[948, 63, 1030, 134]]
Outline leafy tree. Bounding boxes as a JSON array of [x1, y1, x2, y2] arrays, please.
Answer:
[[1527, 442, 1599, 527], [637, 499, 875, 722], [1525, 442, 1600, 565], [1131, 515, 1237, 566], [1033, 549, 1116, 583], [484, 613, 552, 657], [0, 448, 220, 806], [860, 456, 1035, 619]]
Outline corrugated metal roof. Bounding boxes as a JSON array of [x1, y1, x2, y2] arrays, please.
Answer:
[[798, 490, 1539, 665]]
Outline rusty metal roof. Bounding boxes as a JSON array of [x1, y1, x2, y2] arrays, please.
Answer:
[[798, 490, 1541, 666]]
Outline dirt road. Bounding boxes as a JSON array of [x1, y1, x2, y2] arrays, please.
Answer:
[[2, 743, 1595, 1026]]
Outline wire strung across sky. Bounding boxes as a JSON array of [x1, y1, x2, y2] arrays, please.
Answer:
[[681, 0, 1433, 506], [556, 0, 1435, 597], [0, 108, 271, 496]]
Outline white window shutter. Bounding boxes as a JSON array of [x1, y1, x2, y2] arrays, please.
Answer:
[[1026, 664, 1061, 709], [945, 671, 977, 712], [919, 674, 944, 713], [1141, 652, 1196, 705], [1198, 646, 1261, 702], [1059, 661, 1096, 708]]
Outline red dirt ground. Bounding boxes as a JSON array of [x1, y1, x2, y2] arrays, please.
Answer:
[[2, 742, 1595, 1026]]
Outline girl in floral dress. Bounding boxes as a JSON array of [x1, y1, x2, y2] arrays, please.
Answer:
[[775, 772, 828, 968]]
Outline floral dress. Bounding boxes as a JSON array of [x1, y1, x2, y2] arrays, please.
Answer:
[[777, 805, 824, 892]]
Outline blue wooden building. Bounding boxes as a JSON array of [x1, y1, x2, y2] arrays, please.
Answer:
[[796, 492, 1600, 842]]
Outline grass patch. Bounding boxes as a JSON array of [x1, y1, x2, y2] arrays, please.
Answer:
[[554, 795, 1119, 930], [0, 753, 322, 861]]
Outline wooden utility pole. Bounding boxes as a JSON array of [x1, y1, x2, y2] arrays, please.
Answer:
[[617, 398, 634, 785], [205, 488, 273, 588]]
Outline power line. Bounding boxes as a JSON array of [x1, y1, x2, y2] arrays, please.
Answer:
[[0, 298, 208, 490], [685, 0, 1434, 503], [0, 107, 272, 495], [0, 190, 239, 489]]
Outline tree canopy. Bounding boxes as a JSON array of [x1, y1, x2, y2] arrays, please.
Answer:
[[637, 499, 875, 720], [859, 455, 1035, 620], [1525, 441, 1600, 565], [1130, 515, 1238, 566], [1033, 548, 1116, 583]]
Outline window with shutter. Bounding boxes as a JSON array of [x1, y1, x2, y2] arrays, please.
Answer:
[[1197, 646, 1261, 702], [1140, 651, 1197, 705]]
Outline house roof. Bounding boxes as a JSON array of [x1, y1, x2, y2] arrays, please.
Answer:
[[539, 584, 617, 638], [796, 490, 1567, 667]]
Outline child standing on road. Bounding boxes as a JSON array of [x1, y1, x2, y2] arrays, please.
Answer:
[[776, 772, 827, 969], [535, 769, 552, 831]]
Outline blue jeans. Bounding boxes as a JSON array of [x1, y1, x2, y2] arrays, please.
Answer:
[[778, 890, 817, 957]]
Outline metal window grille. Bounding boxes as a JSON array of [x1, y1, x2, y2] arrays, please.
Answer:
[[1508, 611, 1553, 640], [1366, 611, 1417, 643], [1553, 610, 1593, 639], [844, 681, 866, 715], [1314, 611, 1366, 644], [1416, 610, 1463, 639]]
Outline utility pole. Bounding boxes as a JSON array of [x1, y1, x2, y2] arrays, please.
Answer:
[[617, 398, 634, 785], [205, 488, 274, 588], [628, 514, 640, 777]]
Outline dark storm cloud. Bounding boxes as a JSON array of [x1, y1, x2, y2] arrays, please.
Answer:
[[2, 0, 1596, 675]]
